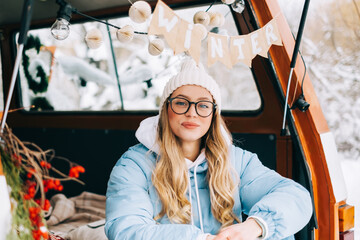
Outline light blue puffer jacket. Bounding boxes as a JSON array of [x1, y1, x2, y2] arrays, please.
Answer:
[[105, 116, 313, 240]]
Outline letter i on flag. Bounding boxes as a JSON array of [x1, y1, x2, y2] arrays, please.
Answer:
[[148, 0, 179, 50], [207, 32, 231, 69], [174, 19, 202, 63]]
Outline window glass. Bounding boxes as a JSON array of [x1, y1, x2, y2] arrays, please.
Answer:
[[19, 4, 261, 112]]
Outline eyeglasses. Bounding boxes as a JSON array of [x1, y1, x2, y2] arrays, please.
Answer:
[[168, 97, 217, 117]]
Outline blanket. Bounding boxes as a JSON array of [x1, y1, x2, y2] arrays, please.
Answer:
[[46, 192, 107, 240]]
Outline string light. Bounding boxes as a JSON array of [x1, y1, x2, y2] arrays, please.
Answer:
[[51, 19, 70, 40], [49, 0, 232, 57], [50, 0, 226, 42], [231, 0, 246, 14], [50, 0, 75, 40]]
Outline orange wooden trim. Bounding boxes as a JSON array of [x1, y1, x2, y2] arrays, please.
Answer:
[[339, 204, 355, 232], [0, 155, 3, 175], [251, 1, 337, 239], [254, 0, 330, 134]]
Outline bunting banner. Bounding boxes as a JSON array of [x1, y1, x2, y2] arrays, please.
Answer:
[[148, 0, 283, 68]]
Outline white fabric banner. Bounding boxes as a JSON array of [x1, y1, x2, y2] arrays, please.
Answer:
[[149, 0, 283, 68]]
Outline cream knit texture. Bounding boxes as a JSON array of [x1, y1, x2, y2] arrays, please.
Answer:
[[159, 59, 221, 113]]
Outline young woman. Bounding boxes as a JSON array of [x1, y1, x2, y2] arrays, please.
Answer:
[[105, 59, 313, 240]]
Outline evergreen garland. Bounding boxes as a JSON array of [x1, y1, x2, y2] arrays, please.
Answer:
[[22, 35, 49, 94], [31, 97, 55, 111]]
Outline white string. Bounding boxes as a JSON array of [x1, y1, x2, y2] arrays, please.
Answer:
[[193, 163, 204, 233], [187, 172, 194, 225]]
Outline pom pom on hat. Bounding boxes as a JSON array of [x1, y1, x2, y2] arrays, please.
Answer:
[[159, 58, 221, 113]]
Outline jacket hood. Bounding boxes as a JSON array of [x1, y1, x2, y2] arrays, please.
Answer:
[[135, 115, 232, 164], [135, 115, 160, 154]]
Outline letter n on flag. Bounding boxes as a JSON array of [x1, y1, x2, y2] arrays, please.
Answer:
[[207, 32, 231, 69], [148, 0, 179, 50]]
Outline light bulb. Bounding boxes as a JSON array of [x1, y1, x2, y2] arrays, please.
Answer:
[[231, 0, 246, 14], [51, 18, 70, 40]]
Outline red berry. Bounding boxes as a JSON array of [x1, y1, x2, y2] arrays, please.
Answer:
[[76, 166, 85, 173], [54, 179, 60, 186]]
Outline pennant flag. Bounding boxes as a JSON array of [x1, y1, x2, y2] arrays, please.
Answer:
[[264, 18, 283, 47], [207, 32, 231, 69], [248, 28, 268, 58], [230, 35, 252, 67], [148, 0, 179, 50], [174, 19, 202, 63]]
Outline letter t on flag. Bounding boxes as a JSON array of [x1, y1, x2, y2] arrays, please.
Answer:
[[230, 35, 252, 67], [148, 0, 179, 50], [207, 32, 231, 69]]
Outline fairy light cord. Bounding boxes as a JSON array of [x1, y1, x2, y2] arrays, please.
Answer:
[[74, 9, 148, 35], [206, 0, 217, 12], [68, 0, 217, 36]]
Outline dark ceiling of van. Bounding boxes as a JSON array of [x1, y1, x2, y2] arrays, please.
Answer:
[[0, 0, 132, 26]]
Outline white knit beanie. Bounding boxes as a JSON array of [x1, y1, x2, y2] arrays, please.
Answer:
[[159, 58, 221, 113]]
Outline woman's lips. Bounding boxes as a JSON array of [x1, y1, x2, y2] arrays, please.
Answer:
[[181, 122, 200, 129]]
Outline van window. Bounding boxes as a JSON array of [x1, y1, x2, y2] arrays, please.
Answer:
[[18, 4, 261, 112]]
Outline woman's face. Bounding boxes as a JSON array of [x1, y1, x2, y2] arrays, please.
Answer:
[[167, 85, 214, 145]]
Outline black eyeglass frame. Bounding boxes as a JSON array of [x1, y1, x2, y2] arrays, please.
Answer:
[[167, 97, 217, 118]]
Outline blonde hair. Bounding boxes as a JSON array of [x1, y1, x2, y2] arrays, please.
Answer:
[[152, 101, 240, 227]]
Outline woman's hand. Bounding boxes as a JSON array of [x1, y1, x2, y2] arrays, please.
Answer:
[[212, 218, 262, 240]]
